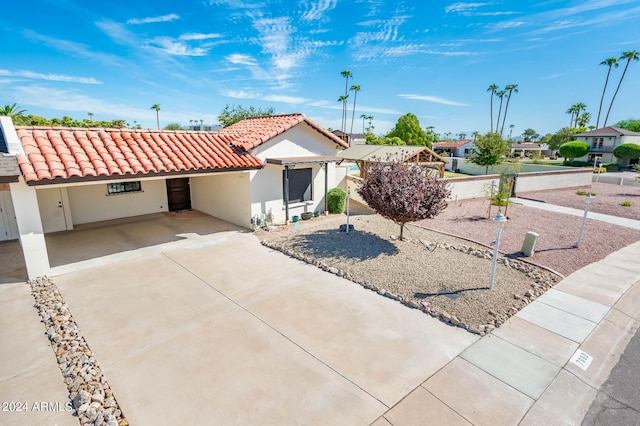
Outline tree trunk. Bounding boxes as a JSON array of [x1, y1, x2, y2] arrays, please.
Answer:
[[399, 222, 405, 241], [604, 60, 631, 127], [485, 165, 489, 175], [596, 67, 612, 128]]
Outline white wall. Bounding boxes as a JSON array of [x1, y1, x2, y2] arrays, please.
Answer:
[[447, 176, 501, 201], [515, 170, 593, 193], [0, 187, 19, 240], [191, 172, 251, 228], [249, 124, 343, 223], [66, 179, 168, 225]]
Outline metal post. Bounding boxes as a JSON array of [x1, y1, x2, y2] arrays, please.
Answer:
[[575, 194, 594, 247], [284, 165, 290, 223], [324, 162, 328, 214], [489, 212, 507, 290], [346, 189, 351, 234], [595, 162, 602, 183]]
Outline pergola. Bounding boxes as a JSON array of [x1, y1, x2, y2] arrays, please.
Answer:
[[337, 145, 448, 178]]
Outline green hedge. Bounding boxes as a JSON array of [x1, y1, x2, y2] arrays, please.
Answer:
[[327, 188, 346, 213]]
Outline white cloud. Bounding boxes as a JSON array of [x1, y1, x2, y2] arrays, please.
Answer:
[[398, 94, 469, 107], [222, 89, 311, 105], [0, 69, 101, 84], [127, 14, 179, 25], [23, 30, 125, 67], [445, 2, 492, 13], [300, 0, 338, 21], [147, 37, 210, 56], [179, 33, 223, 41], [226, 54, 259, 66]]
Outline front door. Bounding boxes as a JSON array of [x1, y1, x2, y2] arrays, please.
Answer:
[[37, 188, 69, 233], [166, 178, 191, 211]]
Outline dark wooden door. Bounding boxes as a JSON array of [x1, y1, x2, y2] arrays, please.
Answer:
[[166, 178, 191, 211]]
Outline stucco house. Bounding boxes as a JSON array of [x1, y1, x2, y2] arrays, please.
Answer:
[[432, 140, 475, 158], [0, 113, 347, 278], [573, 126, 640, 165]]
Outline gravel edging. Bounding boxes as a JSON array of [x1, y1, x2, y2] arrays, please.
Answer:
[[30, 277, 128, 426], [259, 215, 561, 335]]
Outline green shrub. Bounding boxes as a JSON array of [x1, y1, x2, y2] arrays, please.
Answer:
[[593, 166, 607, 174], [327, 188, 347, 213], [576, 190, 596, 196], [621, 201, 633, 207], [559, 141, 589, 161], [613, 143, 640, 160], [603, 162, 620, 171]]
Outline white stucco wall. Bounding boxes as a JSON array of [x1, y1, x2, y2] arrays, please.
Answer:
[[191, 172, 251, 228], [66, 179, 168, 225], [514, 170, 593, 193], [249, 124, 343, 223], [447, 176, 501, 201]]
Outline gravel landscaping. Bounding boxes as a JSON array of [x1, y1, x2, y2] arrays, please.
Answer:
[[257, 183, 640, 334]]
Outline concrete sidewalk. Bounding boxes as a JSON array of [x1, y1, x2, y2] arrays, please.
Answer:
[[378, 240, 640, 425], [511, 197, 640, 230]]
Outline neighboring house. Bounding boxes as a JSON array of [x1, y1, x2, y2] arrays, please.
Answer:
[[432, 140, 475, 157], [509, 143, 545, 157], [573, 126, 640, 165], [331, 130, 366, 146], [0, 113, 347, 278]]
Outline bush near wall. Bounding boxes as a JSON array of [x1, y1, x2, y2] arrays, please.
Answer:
[[327, 188, 347, 213]]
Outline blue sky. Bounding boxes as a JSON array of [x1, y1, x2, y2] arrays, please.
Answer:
[[1, 0, 639, 138]]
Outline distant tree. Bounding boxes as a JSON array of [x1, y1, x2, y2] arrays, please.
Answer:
[[472, 131, 481, 142], [559, 141, 589, 161], [576, 112, 591, 128], [337, 95, 348, 132], [494, 90, 506, 134], [522, 128, 539, 142], [217, 104, 275, 128], [547, 127, 585, 151], [164, 122, 183, 130], [360, 114, 368, 133], [24, 114, 51, 126], [613, 143, 640, 160], [110, 119, 128, 128], [500, 84, 518, 136], [365, 134, 406, 145], [425, 126, 439, 144], [349, 84, 361, 137], [487, 83, 499, 132], [0, 103, 28, 125], [150, 104, 161, 130], [596, 57, 619, 128], [357, 159, 450, 240], [566, 102, 587, 128], [469, 132, 507, 174], [459, 132, 467, 140], [340, 70, 352, 132], [386, 113, 429, 147], [604, 50, 640, 127], [614, 119, 640, 133]]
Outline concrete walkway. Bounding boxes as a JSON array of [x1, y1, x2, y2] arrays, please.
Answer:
[[1, 213, 639, 425], [511, 197, 640, 230], [377, 240, 640, 425]]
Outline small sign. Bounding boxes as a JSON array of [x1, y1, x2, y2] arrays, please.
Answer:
[[570, 349, 593, 371]]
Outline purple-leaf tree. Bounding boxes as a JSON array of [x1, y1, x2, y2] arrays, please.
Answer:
[[357, 159, 451, 240]]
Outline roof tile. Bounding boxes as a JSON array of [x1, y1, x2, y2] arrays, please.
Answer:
[[220, 113, 348, 150], [15, 127, 263, 184]]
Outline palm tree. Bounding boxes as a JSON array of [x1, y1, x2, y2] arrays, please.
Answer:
[[487, 84, 499, 132], [360, 114, 368, 133], [349, 85, 361, 139], [500, 84, 519, 136], [604, 50, 640, 127], [0, 103, 27, 124], [566, 105, 578, 127], [459, 133, 467, 140], [472, 131, 480, 142], [366, 115, 374, 132], [494, 90, 506, 134], [337, 96, 348, 132], [509, 124, 515, 140], [150, 104, 161, 130], [596, 57, 619, 128], [577, 112, 591, 128], [566, 103, 586, 128], [340, 70, 352, 132]]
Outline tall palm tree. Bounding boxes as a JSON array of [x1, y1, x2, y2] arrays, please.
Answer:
[[566, 103, 586, 128], [366, 115, 374, 132], [472, 131, 480, 142], [337, 96, 348, 132], [596, 57, 619, 128], [566, 105, 578, 127], [349, 85, 361, 138], [150, 104, 161, 130], [0, 103, 27, 125], [604, 50, 640, 127], [509, 124, 515, 140], [360, 114, 368, 133], [500, 84, 518, 136], [487, 84, 499, 132], [494, 90, 506, 134], [340, 70, 352, 132]]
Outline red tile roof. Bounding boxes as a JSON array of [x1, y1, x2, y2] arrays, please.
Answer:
[[220, 113, 349, 150], [15, 127, 263, 184]]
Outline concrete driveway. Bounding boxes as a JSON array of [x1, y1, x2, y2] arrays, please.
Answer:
[[48, 220, 477, 424]]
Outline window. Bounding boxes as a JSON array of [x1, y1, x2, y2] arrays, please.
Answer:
[[107, 181, 142, 195], [283, 168, 312, 203]]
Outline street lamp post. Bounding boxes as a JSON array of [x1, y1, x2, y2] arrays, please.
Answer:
[[575, 194, 595, 248], [489, 212, 507, 290]]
